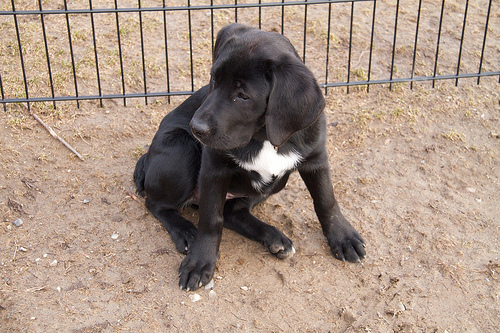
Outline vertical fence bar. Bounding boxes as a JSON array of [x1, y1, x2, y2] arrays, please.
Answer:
[[11, 0, 30, 111], [210, 0, 215, 53], [235, 0, 238, 23], [258, 0, 262, 30], [281, 0, 285, 35], [324, 1, 332, 95], [432, 0, 446, 88], [89, 0, 102, 107], [455, 0, 469, 86], [410, 0, 422, 90], [163, 0, 171, 103], [115, 0, 126, 106], [477, 0, 492, 85], [366, 0, 377, 92], [64, 0, 79, 108], [389, 0, 400, 91], [187, 0, 194, 92], [0, 74, 5, 111], [210, 0, 214, 52], [138, 0, 148, 104], [38, 0, 56, 109], [302, 0, 308, 63], [346, 1, 354, 94]]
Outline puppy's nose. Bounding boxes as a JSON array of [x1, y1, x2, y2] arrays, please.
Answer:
[[190, 119, 211, 140]]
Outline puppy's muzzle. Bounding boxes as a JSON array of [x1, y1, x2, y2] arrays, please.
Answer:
[[190, 118, 211, 142]]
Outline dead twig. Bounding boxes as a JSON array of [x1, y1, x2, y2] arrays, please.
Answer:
[[28, 107, 84, 161], [26, 286, 47, 293], [12, 246, 18, 261], [126, 188, 143, 205], [8, 198, 25, 213]]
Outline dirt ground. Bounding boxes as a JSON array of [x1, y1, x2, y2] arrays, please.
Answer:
[[1, 0, 500, 332], [1, 78, 499, 332]]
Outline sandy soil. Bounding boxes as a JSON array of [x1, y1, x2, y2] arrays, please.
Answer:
[[1, 79, 499, 332], [1, 0, 499, 332]]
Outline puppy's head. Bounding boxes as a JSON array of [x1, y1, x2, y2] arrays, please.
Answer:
[[190, 23, 325, 150]]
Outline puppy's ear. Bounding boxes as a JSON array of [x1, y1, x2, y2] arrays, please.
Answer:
[[213, 23, 251, 62], [266, 55, 325, 147]]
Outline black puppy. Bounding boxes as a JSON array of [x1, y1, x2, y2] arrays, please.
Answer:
[[134, 23, 365, 291]]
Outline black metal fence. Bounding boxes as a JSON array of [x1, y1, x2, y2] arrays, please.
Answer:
[[1, 0, 498, 110]]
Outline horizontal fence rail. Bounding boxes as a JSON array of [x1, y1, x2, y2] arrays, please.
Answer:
[[0, 0, 498, 110]]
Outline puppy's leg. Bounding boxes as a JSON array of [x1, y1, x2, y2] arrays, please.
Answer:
[[223, 199, 295, 259], [142, 137, 200, 254], [178, 150, 230, 291], [299, 165, 366, 263], [145, 201, 196, 254]]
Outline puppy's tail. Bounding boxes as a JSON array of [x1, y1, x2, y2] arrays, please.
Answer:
[[133, 154, 147, 196]]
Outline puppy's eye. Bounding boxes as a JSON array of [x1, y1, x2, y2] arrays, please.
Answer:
[[238, 93, 249, 101]]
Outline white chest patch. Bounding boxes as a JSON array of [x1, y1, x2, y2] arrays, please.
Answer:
[[235, 141, 302, 191]]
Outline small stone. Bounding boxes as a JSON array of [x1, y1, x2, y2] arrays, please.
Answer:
[[240, 286, 249, 291], [19, 247, 28, 252], [12, 218, 23, 227], [49, 260, 58, 267], [209, 290, 216, 298], [204, 279, 214, 290], [397, 302, 406, 312], [466, 187, 476, 193], [111, 232, 119, 240], [189, 293, 201, 302], [56, 286, 62, 292], [83, 198, 90, 204], [341, 308, 357, 324], [386, 300, 407, 316]]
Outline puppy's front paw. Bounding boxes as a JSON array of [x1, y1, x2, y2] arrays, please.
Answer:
[[178, 249, 217, 291], [326, 225, 366, 263]]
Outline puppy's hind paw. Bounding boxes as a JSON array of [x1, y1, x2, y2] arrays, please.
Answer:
[[266, 235, 295, 259], [171, 226, 197, 255]]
